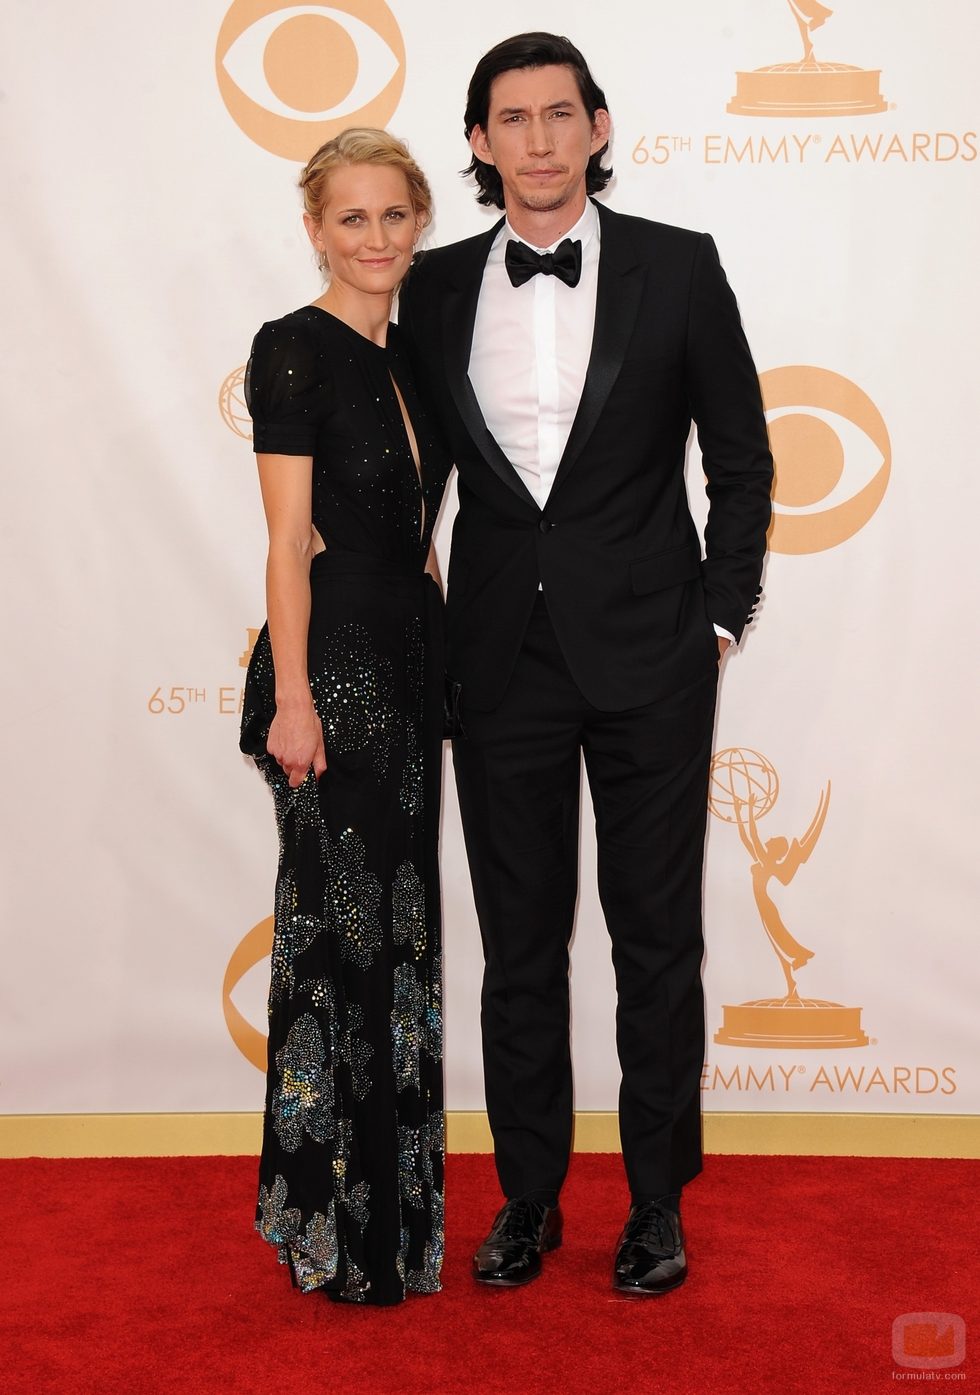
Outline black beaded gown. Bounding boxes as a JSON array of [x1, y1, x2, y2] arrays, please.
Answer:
[[239, 305, 450, 1306]]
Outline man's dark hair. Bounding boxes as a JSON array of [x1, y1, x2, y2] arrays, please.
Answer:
[[462, 32, 613, 209]]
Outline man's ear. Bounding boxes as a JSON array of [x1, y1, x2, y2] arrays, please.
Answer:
[[469, 125, 496, 167], [590, 108, 611, 155]]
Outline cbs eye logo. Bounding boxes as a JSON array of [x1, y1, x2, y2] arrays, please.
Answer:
[[216, 1, 406, 160], [760, 366, 891, 555]]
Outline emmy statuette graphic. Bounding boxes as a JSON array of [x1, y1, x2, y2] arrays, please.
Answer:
[[239, 628, 261, 669], [709, 749, 869, 1048], [728, 1, 887, 118]]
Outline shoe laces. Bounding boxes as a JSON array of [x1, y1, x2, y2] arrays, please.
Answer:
[[491, 1199, 548, 1242], [624, 1203, 676, 1249]]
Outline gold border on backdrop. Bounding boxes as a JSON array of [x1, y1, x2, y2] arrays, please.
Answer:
[[0, 1113, 977, 1159]]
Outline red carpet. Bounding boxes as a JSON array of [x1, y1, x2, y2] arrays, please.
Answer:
[[2, 1153, 975, 1394]]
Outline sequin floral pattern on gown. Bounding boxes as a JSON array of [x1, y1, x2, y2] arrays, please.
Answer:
[[240, 305, 450, 1306]]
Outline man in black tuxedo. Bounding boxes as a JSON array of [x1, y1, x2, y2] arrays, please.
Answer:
[[399, 32, 772, 1295]]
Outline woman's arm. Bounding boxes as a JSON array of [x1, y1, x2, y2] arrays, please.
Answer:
[[256, 452, 327, 788]]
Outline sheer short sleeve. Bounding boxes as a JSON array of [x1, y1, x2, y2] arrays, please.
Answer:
[[245, 314, 326, 455]]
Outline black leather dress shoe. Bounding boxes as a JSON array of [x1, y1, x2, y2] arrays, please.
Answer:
[[612, 1202, 687, 1295], [473, 1199, 563, 1286]]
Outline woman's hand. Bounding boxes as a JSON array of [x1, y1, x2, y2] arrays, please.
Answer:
[[266, 699, 327, 788]]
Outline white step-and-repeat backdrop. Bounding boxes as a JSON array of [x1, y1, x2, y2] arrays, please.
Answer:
[[2, 1, 977, 1122]]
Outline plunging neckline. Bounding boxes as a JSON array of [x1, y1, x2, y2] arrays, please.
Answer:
[[305, 304, 426, 543], [388, 372, 426, 541]]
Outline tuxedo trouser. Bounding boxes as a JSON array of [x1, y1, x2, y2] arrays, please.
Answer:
[[452, 593, 718, 1202]]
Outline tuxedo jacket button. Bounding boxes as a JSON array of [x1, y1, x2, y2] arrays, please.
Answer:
[[539, 518, 553, 533]]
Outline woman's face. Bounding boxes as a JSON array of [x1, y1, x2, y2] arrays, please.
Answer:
[[305, 162, 422, 298]]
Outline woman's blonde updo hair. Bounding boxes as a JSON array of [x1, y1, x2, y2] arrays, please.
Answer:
[[299, 127, 433, 234]]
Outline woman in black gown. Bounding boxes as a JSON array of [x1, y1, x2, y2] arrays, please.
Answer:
[[239, 129, 450, 1306]]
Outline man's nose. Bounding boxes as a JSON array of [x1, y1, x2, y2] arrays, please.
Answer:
[[526, 117, 553, 155]]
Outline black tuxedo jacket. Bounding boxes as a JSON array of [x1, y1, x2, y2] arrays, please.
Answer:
[[398, 200, 773, 712]]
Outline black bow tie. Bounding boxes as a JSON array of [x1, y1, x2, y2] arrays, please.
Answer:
[[504, 237, 583, 289]]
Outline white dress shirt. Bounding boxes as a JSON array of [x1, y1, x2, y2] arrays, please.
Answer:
[[468, 201, 599, 510], [467, 199, 735, 646]]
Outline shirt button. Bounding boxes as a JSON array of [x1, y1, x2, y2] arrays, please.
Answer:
[[539, 518, 553, 533]]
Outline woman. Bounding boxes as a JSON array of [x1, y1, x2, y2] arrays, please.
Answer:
[[239, 129, 450, 1306]]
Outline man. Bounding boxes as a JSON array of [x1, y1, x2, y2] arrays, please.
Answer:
[[399, 32, 772, 1295]]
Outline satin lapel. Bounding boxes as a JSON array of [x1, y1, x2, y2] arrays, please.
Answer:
[[441, 220, 539, 510], [549, 203, 645, 499]]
